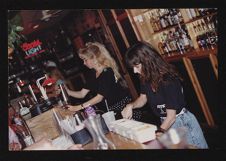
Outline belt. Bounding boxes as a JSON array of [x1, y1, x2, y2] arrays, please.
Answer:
[[160, 108, 187, 119]]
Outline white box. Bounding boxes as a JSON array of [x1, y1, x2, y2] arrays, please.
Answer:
[[110, 119, 157, 143], [129, 124, 157, 143]]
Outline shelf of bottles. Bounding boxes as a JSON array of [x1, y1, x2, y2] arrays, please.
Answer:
[[185, 9, 217, 51], [130, 8, 217, 57]]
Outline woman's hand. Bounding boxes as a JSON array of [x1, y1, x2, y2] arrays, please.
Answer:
[[121, 104, 133, 119], [155, 131, 164, 138], [67, 105, 81, 112]]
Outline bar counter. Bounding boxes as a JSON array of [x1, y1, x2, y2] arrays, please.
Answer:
[[26, 105, 157, 149], [26, 105, 196, 149]]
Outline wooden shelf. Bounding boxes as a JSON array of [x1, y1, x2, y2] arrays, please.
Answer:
[[184, 12, 217, 25], [164, 47, 217, 62]]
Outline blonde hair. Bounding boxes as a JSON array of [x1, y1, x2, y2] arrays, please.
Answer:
[[78, 42, 122, 82]]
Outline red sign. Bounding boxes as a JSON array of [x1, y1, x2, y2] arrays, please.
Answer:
[[20, 40, 45, 59]]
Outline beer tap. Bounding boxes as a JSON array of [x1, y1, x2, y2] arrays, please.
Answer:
[[36, 74, 49, 101]]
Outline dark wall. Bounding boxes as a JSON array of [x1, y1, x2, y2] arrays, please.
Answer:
[[171, 60, 207, 124], [191, 58, 219, 125]]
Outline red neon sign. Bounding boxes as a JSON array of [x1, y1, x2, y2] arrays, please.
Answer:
[[20, 40, 45, 59]]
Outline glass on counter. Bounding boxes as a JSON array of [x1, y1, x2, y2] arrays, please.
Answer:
[[84, 114, 116, 150]]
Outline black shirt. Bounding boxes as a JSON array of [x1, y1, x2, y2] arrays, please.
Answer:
[[140, 76, 186, 117], [84, 67, 130, 111]]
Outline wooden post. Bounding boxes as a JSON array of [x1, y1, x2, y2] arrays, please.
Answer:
[[125, 9, 142, 41], [97, 10, 138, 99], [110, 9, 130, 48], [209, 53, 218, 79], [183, 57, 215, 127]]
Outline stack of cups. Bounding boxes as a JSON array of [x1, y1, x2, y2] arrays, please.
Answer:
[[102, 99, 116, 131]]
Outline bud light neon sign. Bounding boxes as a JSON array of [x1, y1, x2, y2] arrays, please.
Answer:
[[21, 39, 45, 59]]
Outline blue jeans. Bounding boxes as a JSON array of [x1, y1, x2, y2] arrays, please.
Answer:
[[161, 110, 208, 149]]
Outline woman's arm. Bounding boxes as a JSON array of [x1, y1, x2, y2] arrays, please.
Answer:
[[121, 94, 147, 119], [156, 109, 176, 137], [66, 88, 89, 99], [130, 94, 148, 109], [67, 94, 104, 112]]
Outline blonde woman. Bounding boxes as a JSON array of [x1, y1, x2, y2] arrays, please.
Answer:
[[66, 42, 142, 120]]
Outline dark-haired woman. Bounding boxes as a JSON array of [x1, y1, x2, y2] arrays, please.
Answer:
[[121, 41, 208, 149]]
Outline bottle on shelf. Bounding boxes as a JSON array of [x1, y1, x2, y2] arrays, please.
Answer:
[[149, 12, 160, 32], [189, 9, 197, 19], [18, 100, 31, 120], [167, 10, 174, 26], [172, 9, 181, 24], [168, 30, 178, 53], [22, 130, 35, 147], [160, 15, 167, 29]]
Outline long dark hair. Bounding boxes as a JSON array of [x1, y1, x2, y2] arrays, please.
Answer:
[[125, 41, 182, 91]]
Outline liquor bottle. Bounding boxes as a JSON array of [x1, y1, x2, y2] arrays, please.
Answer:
[[194, 8, 200, 17], [154, 9, 162, 30], [176, 39, 184, 54], [201, 20, 208, 33], [158, 42, 165, 55], [167, 10, 174, 26], [196, 21, 202, 34], [18, 101, 31, 120], [164, 14, 169, 28], [13, 113, 24, 126], [198, 8, 205, 16], [186, 9, 193, 20], [168, 30, 178, 52], [163, 32, 173, 54], [192, 23, 198, 36], [172, 9, 180, 24], [205, 32, 215, 49], [160, 16, 167, 29], [22, 131, 35, 147], [189, 9, 197, 18], [197, 35, 206, 50], [150, 13, 159, 32], [178, 37, 186, 53], [181, 30, 192, 51]]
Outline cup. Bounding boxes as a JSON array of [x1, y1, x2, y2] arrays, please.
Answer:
[[157, 127, 188, 149], [102, 111, 115, 131]]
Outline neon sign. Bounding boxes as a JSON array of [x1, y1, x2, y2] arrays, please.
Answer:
[[21, 39, 45, 59]]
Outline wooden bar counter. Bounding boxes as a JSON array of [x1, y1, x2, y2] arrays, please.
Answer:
[[25, 106, 72, 142], [25, 105, 197, 149], [25, 106, 156, 149]]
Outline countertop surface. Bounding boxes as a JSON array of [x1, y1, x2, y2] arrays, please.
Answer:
[[25, 106, 160, 149], [26, 106, 196, 149]]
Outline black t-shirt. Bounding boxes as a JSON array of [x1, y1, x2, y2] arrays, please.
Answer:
[[140, 76, 186, 117], [84, 67, 130, 111]]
